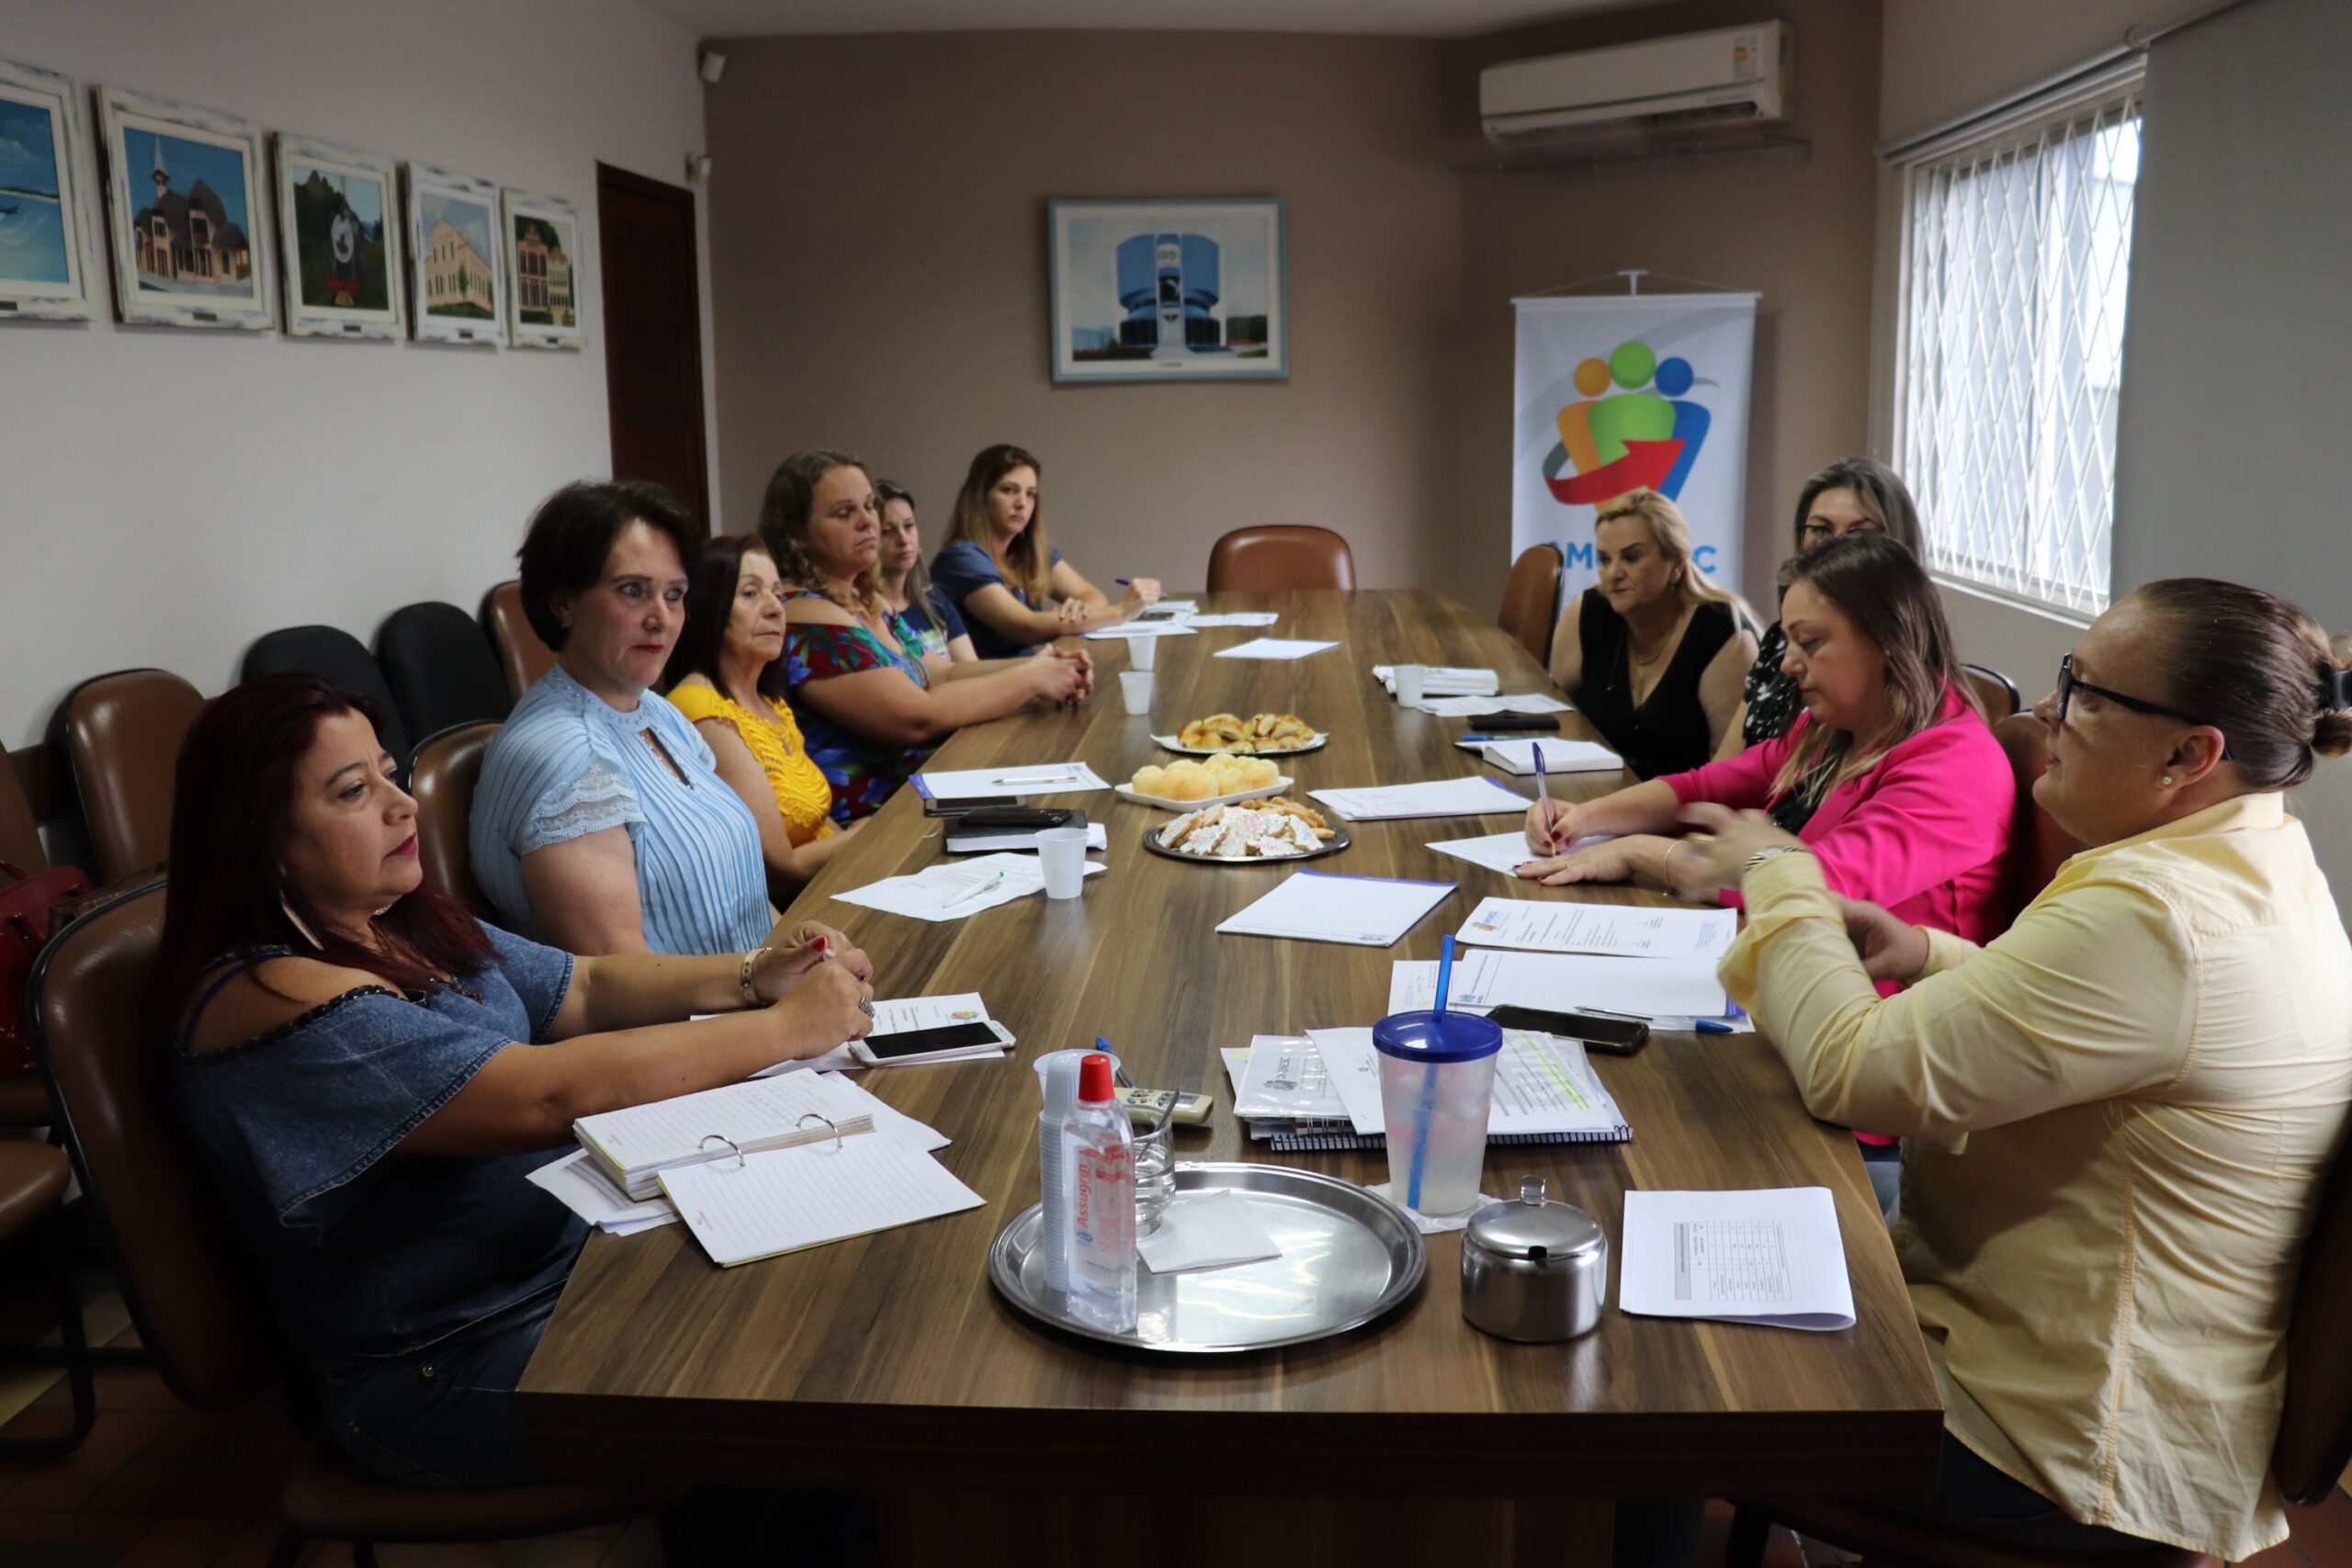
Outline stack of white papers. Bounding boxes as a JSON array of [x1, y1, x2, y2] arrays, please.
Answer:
[[1215, 637, 1340, 660], [1414, 693, 1573, 717], [831, 852, 1105, 920], [1620, 1187, 1856, 1331], [1374, 665, 1498, 697], [914, 763, 1110, 798], [1472, 739, 1623, 775], [943, 818, 1109, 852], [1311, 1026, 1632, 1145], [1229, 1032, 1359, 1148], [574, 1070, 880, 1200], [1310, 777, 1532, 820], [1389, 950, 1731, 1020], [1081, 623, 1195, 640], [1137, 600, 1201, 618], [1454, 897, 1737, 960], [1182, 612, 1281, 627], [662, 1134, 986, 1269], [1216, 869, 1456, 947]]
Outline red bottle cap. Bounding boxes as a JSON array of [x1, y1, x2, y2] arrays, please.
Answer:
[[1077, 1052, 1115, 1104]]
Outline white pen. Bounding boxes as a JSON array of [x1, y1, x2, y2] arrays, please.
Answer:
[[942, 870, 1007, 908], [990, 769, 1080, 784]]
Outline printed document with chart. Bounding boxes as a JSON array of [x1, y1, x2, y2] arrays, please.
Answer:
[[1619, 1188, 1855, 1331]]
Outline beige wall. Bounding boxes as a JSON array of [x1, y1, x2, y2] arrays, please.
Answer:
[[704, 31, 1461, 594], [1878, 0, 2222, 143], [1, 0, 715, 748], [1450, 0, 1886, 615]]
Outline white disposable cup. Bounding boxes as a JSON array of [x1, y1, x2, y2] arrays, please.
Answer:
[[1037, 827, 1090, 899], [1373, 1011, 1503, 1217], [1393, 664, 1429, 707], [1127, 635, 1158, 671], [1120, 670, 1155, 716]]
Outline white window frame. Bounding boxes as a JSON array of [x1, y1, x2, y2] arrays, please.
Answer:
[[1890, 60, 2145, 622]]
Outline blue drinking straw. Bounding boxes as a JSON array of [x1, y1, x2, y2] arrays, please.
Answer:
[[1407, 938, 1457, 1211]]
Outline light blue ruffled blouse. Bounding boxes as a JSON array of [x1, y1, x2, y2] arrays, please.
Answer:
[[469, 664, 769, 955]]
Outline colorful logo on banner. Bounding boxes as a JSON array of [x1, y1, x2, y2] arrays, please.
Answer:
[[1541, 339, 1713, 505]]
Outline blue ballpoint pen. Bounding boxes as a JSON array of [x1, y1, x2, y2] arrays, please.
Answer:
[[1532, 746, 1555, 852]]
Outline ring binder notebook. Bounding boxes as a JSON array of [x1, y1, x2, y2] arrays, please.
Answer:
[[575, 1074, 876, 1200]]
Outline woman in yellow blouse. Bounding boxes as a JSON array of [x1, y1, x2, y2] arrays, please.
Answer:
[[662, 535, 858, 890], [1673, 578, 2352, 1562]]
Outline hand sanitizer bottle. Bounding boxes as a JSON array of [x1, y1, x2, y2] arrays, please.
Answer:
[[1065, 1052, 1137, 1333]]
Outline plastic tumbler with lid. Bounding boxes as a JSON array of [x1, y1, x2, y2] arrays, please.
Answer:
[[1372, 1009, 1502, 1218]]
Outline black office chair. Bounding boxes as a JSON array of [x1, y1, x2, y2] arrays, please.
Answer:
[[374, 603, 513, 754], [240, 626, 412, 773]]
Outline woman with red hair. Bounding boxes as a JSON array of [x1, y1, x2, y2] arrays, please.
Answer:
[[156, 675, 877, 1487]]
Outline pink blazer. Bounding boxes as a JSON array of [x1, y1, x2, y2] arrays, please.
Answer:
[[1658, 685, 2016, 944]]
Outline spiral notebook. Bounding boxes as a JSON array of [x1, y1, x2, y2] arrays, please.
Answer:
[[1232, 1028, 1632, 1150]]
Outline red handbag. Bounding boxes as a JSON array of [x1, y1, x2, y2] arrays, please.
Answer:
[[0, 857, 95, 1075]]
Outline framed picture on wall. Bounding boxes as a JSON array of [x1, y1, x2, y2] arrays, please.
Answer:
[[0, 59, 100, 321], [1047, 197, 1286, 383], [95, 85, 275, 331], [404, 163, 505, 346], [274, 133, 403, 339], [502, 186, 582, 350]]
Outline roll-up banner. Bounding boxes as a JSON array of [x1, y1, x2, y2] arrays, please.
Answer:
[[1510, 293, 1758, 607]]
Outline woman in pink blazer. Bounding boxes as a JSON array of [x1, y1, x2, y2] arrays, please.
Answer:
[[1521, 531, 2014, 942]]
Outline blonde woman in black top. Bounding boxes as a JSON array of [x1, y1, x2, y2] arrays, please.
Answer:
[[1546, 489, 1757, 779]]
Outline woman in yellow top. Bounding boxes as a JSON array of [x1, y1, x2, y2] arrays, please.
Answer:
[[1671, 579, 2352, 1562], [662, 535, 857, 890]]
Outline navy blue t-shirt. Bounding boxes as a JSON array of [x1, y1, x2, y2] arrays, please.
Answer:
[[898, 586, 968, 660], [932, 538, 1065, 660]]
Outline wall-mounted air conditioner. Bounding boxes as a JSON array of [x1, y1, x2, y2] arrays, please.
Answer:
[[1480, 21, 1790, 146]]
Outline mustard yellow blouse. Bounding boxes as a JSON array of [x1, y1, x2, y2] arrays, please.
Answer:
[[666, 681, 837, 847]]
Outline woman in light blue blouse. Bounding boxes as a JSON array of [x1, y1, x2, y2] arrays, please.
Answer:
[[472, 480, 772, 955]]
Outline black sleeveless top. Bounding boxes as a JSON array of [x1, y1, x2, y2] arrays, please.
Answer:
[[1573, 589, 1736, 780]]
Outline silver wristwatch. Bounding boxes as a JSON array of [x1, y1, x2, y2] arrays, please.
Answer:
[[1742, 843, 1813, 879]]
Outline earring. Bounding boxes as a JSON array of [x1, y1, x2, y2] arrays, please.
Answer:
[[279, 896, 327, 951], [2161, 775, 2174, 786]]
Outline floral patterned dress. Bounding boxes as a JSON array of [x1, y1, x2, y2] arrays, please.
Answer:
[[778, 590, 935, 824]]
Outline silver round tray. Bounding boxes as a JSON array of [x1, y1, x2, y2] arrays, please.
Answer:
[[988, 1162, 1426, 1354]]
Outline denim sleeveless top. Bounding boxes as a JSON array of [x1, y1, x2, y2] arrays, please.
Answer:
[[470, 663, 769, 955], [172, 922, 588, 1367]]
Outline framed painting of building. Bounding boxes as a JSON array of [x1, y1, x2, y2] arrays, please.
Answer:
[[96, 85, 275, 331], [502, 187, 582, 350], [404, 163, 505, 346], [275, 133, 403, 339], [0, 59, 99, 322], [1047, 197, 1286, 383]]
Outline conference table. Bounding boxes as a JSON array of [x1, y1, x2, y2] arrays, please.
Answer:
[[517, 589, 1942, 1564]]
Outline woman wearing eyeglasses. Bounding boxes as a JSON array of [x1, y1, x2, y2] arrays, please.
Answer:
[[1667, 579, 2352, 1562], [1721, 458, 1923, 757]]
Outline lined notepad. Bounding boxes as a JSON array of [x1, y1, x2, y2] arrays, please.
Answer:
[[661, 1136, 986, 1268]]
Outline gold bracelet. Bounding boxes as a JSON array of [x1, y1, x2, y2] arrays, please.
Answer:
[[739, 947, 768, 1008], [1663, 839, 1690, 883]]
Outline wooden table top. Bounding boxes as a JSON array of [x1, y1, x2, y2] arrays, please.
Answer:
[[517, 589, 1942, 1498]]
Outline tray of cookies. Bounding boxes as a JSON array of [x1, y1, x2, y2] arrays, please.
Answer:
[[1153, 712, 1327, 756], [1143, 797, 1350, 864]]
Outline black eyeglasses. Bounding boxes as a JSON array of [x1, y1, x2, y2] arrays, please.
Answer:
[[2055, 654, 2233, 760]]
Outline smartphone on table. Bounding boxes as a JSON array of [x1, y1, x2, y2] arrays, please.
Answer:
[[848, 1019, 1017, 1066], [1482, 1005, 1651, 1056]]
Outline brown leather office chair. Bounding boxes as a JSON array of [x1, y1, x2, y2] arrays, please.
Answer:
[[1992, 712, 2083, 917], [0, 1139, 94, 1460], [1205, 525, 1356, 592], [29, 883, 681, 1562], [1730, 1120, 2352, 1568], [481, 581, 556, 703], [1498, 545, 1564, 666], [59, 669, 205, 885], [1962, 662, 2022, 721], [410, 723, 497, 919]]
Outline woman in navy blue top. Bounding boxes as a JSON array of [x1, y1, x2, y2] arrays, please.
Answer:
[[875, 478, 973, 662], [930, 443, 1166, 659], [159, 674, 878, 1486]]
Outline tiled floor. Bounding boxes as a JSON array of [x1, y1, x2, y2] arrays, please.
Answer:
[[3, 1235, 2346, 1566]]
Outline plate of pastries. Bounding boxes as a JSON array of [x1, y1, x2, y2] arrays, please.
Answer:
[[1117, 754, 1289, 810], [1153, 712, 1327, 756], [1144, 796, 1350, 863]]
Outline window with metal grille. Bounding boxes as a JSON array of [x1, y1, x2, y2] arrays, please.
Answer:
[[1895, 77, 2143, 617]]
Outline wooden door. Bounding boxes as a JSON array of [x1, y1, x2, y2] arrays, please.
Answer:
[[596, 162, 710, 529]]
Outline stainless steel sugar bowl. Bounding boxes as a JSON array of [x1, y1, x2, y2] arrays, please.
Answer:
[[1460, 1176, 1608, 1342]]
